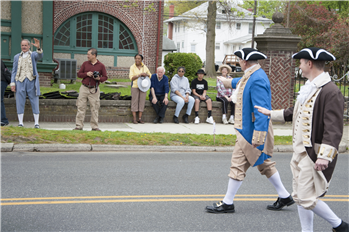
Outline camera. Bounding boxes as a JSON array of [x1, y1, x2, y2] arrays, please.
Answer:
[[93, 71, 100, 79]]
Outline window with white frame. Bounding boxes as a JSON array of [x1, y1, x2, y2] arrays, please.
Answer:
[[236, 23, 241, 30], [216, 22, 221, 29], [178, 22, 180, 33], [191, 44, 196, 53], [249, 23, 253, 34], [177, 42, 180, 52], [182, 41, 184, 48], [215, 43, 220, 50], [175, 23, 177, 33], [183, 23, 185, 32]]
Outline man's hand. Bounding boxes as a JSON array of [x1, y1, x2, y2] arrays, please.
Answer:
[[200, 95, 206, 101], [152, 97, 158, 104], [140, 72, 147, 77], [11, 86, 16, 92], [163, 97, 168, 105], [254, 105, 271, 116], [252, 143, 259, 148], [94, 75, 101, 81], [314, 158, 329, 171], [32, 38, 41, 49], [87, 71, 93, 77]]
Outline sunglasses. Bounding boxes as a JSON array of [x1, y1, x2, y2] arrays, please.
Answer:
[[178, 70, 185, 73]]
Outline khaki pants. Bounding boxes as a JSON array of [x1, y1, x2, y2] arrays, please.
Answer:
[[131, 87, 146, 112], [291, 152, 328, 210], [228, 139, 277, 181], [75, 85, 100, 129]]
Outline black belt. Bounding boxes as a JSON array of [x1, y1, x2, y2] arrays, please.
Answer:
[[83, 83, 96, 89]]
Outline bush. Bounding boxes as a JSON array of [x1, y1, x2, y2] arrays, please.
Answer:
[[163, 53, 202, 83]]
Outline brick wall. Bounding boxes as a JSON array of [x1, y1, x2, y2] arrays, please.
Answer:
[[259, 51, 295, 109], [53, 0, 164, 75], [38, 72, 52, 87], [4, 99, 225, 124]]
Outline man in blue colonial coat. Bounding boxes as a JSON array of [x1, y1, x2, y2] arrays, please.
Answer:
[[205, 48, 294, 214]]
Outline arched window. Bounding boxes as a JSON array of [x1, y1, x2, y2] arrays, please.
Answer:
[[54, 12, 138, 66]]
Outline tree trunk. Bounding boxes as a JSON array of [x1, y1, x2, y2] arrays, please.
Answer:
[[205, 1, 217, 77], [251, 0, 257, 48]]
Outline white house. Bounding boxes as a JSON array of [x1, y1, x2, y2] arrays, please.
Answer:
[[164, 2, 273, 65]]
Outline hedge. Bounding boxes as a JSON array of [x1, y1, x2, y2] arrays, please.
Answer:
[[163, 53, 203, 83]]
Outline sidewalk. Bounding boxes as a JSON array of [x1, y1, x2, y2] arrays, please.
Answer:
[[1, 122, 348, 153]]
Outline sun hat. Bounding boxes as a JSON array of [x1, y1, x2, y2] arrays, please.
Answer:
[[137, 76, 151, 92], [218, 64, 232, 74]]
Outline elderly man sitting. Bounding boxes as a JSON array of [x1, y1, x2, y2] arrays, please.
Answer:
[[149, 66, 169, 123]]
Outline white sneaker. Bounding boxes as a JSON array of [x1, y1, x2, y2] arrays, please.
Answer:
[[228, 116, 235, 124], [222, 117, 228, 124], [206, 116, 214, 124], [194, 116, 200, 124]]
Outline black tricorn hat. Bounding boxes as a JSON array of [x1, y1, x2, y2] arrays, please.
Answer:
[[196, 69, 206, 75], [234, 48, 267, 61], [292, 47, 336, 61]]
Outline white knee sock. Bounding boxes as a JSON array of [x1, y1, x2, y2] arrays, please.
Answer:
[[311, 200, 342, 228], [268, 171, 290, 198], [33, 114, 39, 125], [222, 178, 243, 205], [222, 114, 227, 119], [229, 115, 234, 119], [298, 205, 314, 232], [18, 114, 24, 125]]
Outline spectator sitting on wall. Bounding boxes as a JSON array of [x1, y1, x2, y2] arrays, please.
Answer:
[[216, 65, 235, 124], [170, 66, 194, 124], [149, 66, 169, 124], [191, 69, 214, 124]]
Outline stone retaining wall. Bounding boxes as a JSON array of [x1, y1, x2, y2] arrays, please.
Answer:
[[4, 99, 226, 124]]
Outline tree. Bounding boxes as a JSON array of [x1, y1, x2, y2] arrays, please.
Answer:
[[240, 0, 287, 19], [286, 1, 349, 76], [205, 1, 217, 78]]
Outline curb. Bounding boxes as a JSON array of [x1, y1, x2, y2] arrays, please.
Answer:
[[1, 143, 348, 153]]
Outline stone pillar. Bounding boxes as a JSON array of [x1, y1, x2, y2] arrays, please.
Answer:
[[255, 12, 301, 109]]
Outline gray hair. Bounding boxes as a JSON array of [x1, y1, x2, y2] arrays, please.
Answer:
[[157, 66, 165, 72], [21, 39, 31, 45]]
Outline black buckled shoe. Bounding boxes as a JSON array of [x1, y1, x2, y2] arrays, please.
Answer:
[[182, 114, 189, 123], [332, 220, 349, 232], [267, 195, 295, 211], [205, 201, 235, 214], [173, 116, 179, 124], [159, 117, 164, 124], [153, 117, 159, 124]]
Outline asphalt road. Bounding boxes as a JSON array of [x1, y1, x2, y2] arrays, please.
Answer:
[[1, 152, 348, 232]]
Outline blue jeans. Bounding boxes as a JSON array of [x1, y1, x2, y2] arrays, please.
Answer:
[[1, 80, 9, 124], [171, 95, 194, 117]]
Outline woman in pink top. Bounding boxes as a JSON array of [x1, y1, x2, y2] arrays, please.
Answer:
[[216, 65, 235, 124]]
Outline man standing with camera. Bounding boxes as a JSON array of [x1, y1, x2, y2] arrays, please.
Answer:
[[73, 48, 107, 131]]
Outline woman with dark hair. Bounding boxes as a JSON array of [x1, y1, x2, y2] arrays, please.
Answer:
[[0, 59, 8, 126], [170, 66, 194, 124], [129, 54, 151, 124]]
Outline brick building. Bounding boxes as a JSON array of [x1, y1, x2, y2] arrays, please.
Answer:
[[1, 1, 164, 86]]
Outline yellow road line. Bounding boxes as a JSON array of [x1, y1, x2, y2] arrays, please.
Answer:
[[1, 194, 348, 206]]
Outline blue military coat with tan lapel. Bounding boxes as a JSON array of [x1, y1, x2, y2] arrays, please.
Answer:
[[231, 64, 274, 167]]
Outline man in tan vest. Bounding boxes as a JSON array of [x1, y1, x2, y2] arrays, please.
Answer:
[[10, 38, 43, 128]]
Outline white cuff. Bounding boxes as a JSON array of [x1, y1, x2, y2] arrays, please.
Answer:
[[317, 143, 337, 163], [270, 109, 285, 122], [10, 82, 15, 87]]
